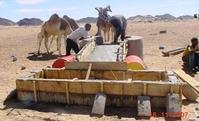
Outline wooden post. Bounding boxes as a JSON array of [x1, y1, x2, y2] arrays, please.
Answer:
[[85, 63, 92, 80], [143, 83, 147, 95], [100, 82, 104, 92], [122, 43, 126, 61], [65, 83, 70, 104], [33, 81, 37, 103]]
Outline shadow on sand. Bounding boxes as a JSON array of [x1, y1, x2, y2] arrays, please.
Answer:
[[27, 52, 59, 61]]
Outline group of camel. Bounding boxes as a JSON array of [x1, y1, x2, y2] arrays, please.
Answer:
[[37, 6, 127, 56]]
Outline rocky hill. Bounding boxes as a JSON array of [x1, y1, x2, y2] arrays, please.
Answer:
[[77, 17, 97, 23], [177, 15, 194, 20], [128, 14, 194, 22], [155, 14, 176, 21], [128, 15, 156, 22], [17, 18, 43, 26], [0, 17, 16, 26]]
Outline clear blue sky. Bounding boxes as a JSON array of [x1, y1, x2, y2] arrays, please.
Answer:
[[0, 0, 198, 22]]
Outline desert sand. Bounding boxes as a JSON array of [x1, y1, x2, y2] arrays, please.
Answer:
[[0, 20, 198, 121]]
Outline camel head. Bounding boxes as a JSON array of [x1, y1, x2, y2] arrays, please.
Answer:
[[105, 5, 112, 12], [95, 6, 112, 16], [63, 15, 70, 21]]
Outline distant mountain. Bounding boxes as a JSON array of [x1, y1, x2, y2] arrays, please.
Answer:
[[127, 14, 194, 22], [128, 15, 156, 22], [77, 17, 97, 23], [155, 14, 176, 21], [177, 15, 194, 20], [17, 18, 43, 26], [0, 17, 15, 26]]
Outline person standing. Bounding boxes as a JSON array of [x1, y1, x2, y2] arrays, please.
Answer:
[[65, 23, 91, 55]]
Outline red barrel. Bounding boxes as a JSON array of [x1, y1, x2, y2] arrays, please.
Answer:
[[52, 55, 76, 68], [125, 55, 145, 70]]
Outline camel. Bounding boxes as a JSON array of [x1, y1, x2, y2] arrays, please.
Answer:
[[95, 6, 127, 43], [95, 5, 114, 43], [109, 15, 127, 43], [37, 13, 73, 55], [47, 15, 79, 51]]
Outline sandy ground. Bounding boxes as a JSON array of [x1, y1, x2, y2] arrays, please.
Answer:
[[0, 20, 198, 121]]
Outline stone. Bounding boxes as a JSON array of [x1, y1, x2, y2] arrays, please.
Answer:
[[166, 93, 181, 118], [91, 92, 107, 116], [137, 96, 151, 117]]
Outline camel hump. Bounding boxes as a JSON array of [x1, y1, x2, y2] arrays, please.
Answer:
[[60, 19, 69, 31], [48, 13, 60, 25], [63, 15, 79, 30]]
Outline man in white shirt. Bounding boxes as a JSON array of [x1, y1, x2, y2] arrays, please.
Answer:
[[66, 23, 91, 55]]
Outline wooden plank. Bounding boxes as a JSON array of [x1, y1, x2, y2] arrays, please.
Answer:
[[175, 70, 199, 94], [77, 38, 96, 61], [43, 68, 167, 81], [182, 84, 199, 101], [127, 70, 166, 81], [91, 92, 107, 116], [44, 69, 59, 79], [137, 96, 151, 117], [65, 62, 127, 71], [162, 47, 185, 56], [16, 78, 183, 96]]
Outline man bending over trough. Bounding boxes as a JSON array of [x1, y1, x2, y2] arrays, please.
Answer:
[[65, 23, 91, 55]]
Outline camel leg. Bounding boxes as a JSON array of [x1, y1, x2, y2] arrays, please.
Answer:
[[37, 36, 43, 54], [48, 36, 54, 52], [57, 35, 62, 56], [56, 37, 59, 51], [96, 26, 101, 36], [104, 29, 107, 42], [44, 36, 50, 54], [112, 28, 116, 43], [107, 28, 110, 43]]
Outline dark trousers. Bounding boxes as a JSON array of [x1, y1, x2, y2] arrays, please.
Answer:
[[65, 38, 80, 55], [182, 52, 199, 71]]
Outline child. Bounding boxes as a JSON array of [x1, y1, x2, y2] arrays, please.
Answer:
[[182, 38, 199, 72]]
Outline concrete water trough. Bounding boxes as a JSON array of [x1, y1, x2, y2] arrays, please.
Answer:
[[16, 36, 195, 117]]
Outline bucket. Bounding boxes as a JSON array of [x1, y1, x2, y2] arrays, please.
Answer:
[[52, 55, 76, 68], [125, 55, 145, 70]]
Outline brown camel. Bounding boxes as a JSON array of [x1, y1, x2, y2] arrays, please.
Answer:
[[48, 15, 79, 51], [37, 13, 73, 55], [95, 5, 114, 43]]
